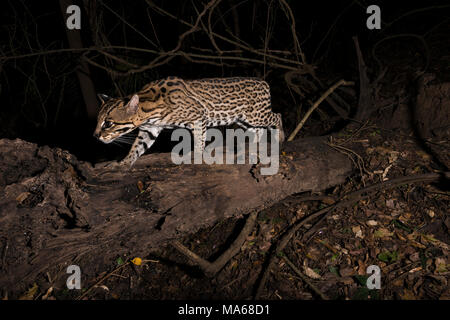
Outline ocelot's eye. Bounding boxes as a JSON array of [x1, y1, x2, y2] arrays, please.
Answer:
[[102, 121, 114, 129]]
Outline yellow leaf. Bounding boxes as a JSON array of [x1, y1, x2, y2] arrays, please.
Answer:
[[131, 257, 142, 266], [19, 283, 38, 300], [137, 181, 145, 193]]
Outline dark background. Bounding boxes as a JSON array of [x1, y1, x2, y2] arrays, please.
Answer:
[[0, 0, 449, 163], [1, 0, 450, 301]]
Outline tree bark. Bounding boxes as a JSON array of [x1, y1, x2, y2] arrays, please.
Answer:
[[0, 137, 353, 295], [353, 36, 374, 121]]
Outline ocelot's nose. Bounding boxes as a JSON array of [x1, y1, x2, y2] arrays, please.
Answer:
[[93, 132, 100, 139]]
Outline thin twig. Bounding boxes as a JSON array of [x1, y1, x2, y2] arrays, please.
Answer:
[[146, 0, 307, 68], [287, 79, 354, 141], [76, 262, 130, 300], [281, 254, 329, 300]]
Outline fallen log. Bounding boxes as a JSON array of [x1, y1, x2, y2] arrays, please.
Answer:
[[0, 137, 353, 296]]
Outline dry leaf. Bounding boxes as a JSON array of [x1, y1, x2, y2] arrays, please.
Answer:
[[357, 260, 366, 275], [393, 278, 404, 287], [374, 146, 392, 154], [230, 260, 238, 270], [410, 240, 426, 249], [41, 287, 53, 300], [388, 151, 399, 163], [110, 293, 120, 299], [340, 267, 354, 277], [366, 220, 378, 226], [409, 267, 422, 273], [435, 258, 448, 274], [19, 283, 38, 300], [95, 285, 109, 291], [395, 231, 407, 241], [374, 228, 393, 239], [386, 199, 395, 209], [16, 192, 30, 203], [321, 197, 335, 205], [352, 226, 363, 239], [304, 266, 321, 279], [400, 289, 416, 300], [415, 150, 432, 160]]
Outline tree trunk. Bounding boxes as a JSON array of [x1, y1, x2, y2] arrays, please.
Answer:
[[0, 137, 353, 295], [59, 0, 99, 119]]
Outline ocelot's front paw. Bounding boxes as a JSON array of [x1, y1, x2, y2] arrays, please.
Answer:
[[118, 156, 137, 169]]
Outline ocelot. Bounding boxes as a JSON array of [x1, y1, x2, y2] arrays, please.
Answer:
[[93, 76, 284, 167]]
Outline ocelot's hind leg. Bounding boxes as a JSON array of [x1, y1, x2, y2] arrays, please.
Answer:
[[243, 112, 284, 143], [264, 112, 284, 142]]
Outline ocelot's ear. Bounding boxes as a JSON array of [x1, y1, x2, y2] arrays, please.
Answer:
[[97, 94, 112, 104], [126, 94, 139, 114]]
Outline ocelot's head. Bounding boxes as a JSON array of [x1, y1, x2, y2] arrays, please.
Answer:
[[93, 94, 141, 143]]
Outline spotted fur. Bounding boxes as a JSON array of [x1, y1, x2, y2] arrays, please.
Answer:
[[94, 76, 284, 167]]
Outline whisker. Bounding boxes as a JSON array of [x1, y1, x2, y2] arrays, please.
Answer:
[[116, 134, 136, 140], [115, 137, 134, 141], [114, 138, 135, 145], [111, 141, 128, 149], [115, 137, 135, 142], [115, 141, 134, 145]]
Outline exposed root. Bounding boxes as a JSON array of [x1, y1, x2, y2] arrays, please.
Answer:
[[171, 211, 258, 277]]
